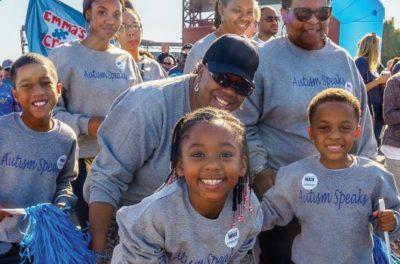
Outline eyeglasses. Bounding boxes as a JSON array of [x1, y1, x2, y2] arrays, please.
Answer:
[[264, 16, 280, 22], [287, 6, 332, 22], [4, 68, 10, 72], [210, 72, 253, 97], [118, 22, 141, 33], [163, 62, 173, 65]]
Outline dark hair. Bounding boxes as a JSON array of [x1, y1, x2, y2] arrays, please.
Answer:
[[83, 0, 125, 21], [281, 0, 331, 9], [214, 0, 231, 28], [10, 53, 58, 88], [308, 88, 361, 125], [167, 107, 250, 224], [124, 0, 134, 9]]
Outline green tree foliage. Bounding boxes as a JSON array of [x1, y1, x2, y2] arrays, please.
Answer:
[[382, 18, 400, 65]]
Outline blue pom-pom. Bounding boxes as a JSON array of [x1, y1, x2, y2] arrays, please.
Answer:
[[19, 203, 95, 264], [373, 234, 400, 264]]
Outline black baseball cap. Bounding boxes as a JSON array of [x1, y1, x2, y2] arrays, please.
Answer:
[[202, 34, 259, 87]]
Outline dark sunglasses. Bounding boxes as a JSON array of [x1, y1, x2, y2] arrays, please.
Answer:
[[210, 72, 253, 97], [265, 16, 280, 22], [163, 62, 173, 65], [287, 6, 332, 22]]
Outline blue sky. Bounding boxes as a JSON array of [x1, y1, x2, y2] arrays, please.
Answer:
[[0, 0, 399, 63]]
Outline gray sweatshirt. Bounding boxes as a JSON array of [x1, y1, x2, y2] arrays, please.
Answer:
[[138, 57, 166, 82], [0, 113, 78, 243], [49, 40, 142, 158], [85, 76, 191, 208], [111, 179, 263, 264], [262, 155, 400, 264], [183, 32, 217, 74], [235, 37, 377, 173]]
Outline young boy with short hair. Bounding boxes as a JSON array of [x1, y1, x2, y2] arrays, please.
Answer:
[[0, 53, 78, 262], [261, 88, 400, 264]]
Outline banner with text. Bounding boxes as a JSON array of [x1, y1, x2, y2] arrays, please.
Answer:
[[25, 0, 87, 56]]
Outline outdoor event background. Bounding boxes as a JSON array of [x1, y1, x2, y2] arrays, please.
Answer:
[[0, 0, 399, 63]]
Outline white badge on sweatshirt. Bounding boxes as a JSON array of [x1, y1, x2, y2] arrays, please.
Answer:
[[302, 173, 318, 190], [225, 227, 240, 248], [115, 57, 126, 70], [57, 155, 67, 170], [344, 82, 354, 93]]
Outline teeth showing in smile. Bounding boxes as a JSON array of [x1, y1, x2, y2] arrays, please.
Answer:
[[33, 100, 46, 107], [216, 97, 228, 107], [201, 179, 223, 186], [328, 145, 342, 152]]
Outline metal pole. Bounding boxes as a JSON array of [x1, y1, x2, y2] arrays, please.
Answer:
[[20, 25, 28, 55]]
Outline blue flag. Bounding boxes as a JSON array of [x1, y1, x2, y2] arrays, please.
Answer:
[[25, 0, 87, 56]]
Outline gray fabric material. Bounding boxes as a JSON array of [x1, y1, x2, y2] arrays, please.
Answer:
[[111, 179, 263, 264], [183, 32, 218, 74], [235, 37, 377, 173], [0, 113, 78, 242], [49, 40, 142, 158], [261, 155, 400, 264], [386, 157, 400, 189], [382, 73, 400, 148], [85, 76, 191, 208], [138, 57, 166, 82]]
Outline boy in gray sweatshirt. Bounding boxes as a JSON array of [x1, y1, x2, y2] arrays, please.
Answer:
[[0, 54, 77, 261], [261, 89, 400, 264]]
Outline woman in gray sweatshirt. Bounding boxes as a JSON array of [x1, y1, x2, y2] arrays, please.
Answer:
[[49, 0, 142, 228], [84, 34, 259, 261], [183, 0, 258, 74]]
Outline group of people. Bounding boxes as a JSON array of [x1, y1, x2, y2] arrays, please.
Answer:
[[1, 0, 400, 263]]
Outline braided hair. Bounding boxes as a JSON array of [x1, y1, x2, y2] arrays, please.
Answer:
[[167, 107, 252, 226]]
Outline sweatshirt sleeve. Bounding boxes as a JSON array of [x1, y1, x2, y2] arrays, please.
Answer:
[[383, 76, 400, 126], [350, 58, 378, 159], [49, 48, 91, 136], [111, 205, 167, 264], [371, 168, 400, 241], [53, 136, 79, 208], [261, 167, 295, 231], [183, 48, 201, 74], [130, 57, 143, 86], [235, 65, 268, 177], [86, 88, 163, 208], [231, 199, 263, 263]]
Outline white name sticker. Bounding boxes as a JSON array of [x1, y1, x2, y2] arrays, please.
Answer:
[[57, 155, 67, 170], [225, 227, 240, 248], [302, 173, 318, 190]]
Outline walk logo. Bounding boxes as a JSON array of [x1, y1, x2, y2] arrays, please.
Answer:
[[42, 10, 87, 50]]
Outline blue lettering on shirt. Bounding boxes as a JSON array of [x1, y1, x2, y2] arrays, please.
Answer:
[[83, 70, 128, 81], [292, 74, 346, 88], [0, 152, 60, 175], [171, 249, 234, 264], [299, 189, 368, 210]]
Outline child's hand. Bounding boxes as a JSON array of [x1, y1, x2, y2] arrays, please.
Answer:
[[0, 206, 12, 222], [373, 210, 397, 232]]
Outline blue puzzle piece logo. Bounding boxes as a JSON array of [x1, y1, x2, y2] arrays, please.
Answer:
[[52, 29, 69, 40]]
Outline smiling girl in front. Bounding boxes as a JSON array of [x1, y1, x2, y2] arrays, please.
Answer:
[[111, 107, 262, 263], [261, 89, 400, 264]]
